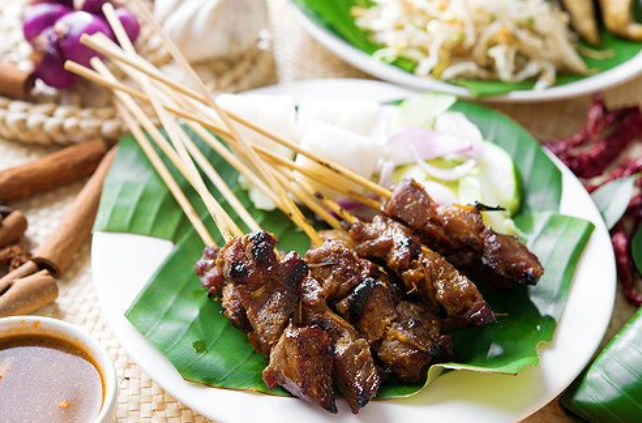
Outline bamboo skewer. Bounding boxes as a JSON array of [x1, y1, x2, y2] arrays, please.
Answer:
[[78, 32, 391, 201], [117, 103, 214, 247], [92, 60, 238, 242], [149, 76, 323, 245], [271, 168, 342, 231], [112, 2, 300, 228], [62, 61, 385, 212], [104, 10, 248, 237]]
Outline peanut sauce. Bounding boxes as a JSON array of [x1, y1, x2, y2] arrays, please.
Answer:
[[0, 334, 103, 423]]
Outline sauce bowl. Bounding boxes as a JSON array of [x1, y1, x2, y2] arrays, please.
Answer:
[[0, 316, 118, 423]]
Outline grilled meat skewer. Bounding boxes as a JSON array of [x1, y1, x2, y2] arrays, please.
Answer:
[[306, 234, 454, 383], [263, 323, 337, 413], [197, 231, 339, 412], [197, 230, 383, 413], [348, 215, 496, 327], [301, 276, 382, 413], [385, 180, 544, 289]]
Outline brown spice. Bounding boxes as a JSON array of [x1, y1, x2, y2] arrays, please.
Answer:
[[0, 245, 31, 271]]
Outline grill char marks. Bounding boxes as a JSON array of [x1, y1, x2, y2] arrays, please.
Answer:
[[307, 235, 452, 385], [349, 215, 495, 327], [385, 179, 544, 289], [263, 323, 337, 414], [217, 231, 306, 355], [301, 276, 381, 413], [196, 246, 225, 296], [378, 301, 453, 383], [197, 231, 341, 412]]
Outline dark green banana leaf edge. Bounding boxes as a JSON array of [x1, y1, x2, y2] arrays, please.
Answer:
[[560, 307, 642, 423], [94, 99, 595, 399], [290, 0, 642, 97]]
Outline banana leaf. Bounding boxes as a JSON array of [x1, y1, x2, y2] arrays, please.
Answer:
[[291, 0, 642, 97], [95, 100, 594, 398], [561, 307, 642, 423]]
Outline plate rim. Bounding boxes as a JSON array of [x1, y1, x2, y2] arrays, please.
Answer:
[[91, 79, 617, 423], [289, 3, 642, 103]]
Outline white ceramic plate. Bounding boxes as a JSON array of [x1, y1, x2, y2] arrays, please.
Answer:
[[291, 5, 642, 103], [92, 80, 616, 423]]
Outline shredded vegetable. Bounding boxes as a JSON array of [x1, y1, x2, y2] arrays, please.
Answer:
[[353, 0, 587, 88]]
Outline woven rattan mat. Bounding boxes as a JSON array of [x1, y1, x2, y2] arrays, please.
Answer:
[[0, 0, 639, 421]]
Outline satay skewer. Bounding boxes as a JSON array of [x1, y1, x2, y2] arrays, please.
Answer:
[[63, 61, 387, 213], [100, 5, 320, 245], [77, 32, 391, 200], [116, 103, 214, 246], [92, 60, 235, 242], [107, 3, 306, 224]]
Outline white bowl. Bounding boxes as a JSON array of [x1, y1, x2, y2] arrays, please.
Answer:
[[291, 5, 642, 103], [0, 316, 118, 423]]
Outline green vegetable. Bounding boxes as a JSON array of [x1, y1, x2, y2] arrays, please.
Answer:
[[387, 92, 457, 133], [292, 0, 642, 97], [591, 176, 637, 230], [561, 307, 642, 423], [94, 99, 593, 398], [631, 225, 642, 276]]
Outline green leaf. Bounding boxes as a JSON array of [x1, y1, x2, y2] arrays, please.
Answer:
[[290, 0, 642, 97], [632, 225, 642, 276], [450, 100, 561, 213], [591, 176, 636, 230], [561, 307, 642, 423], [95, 101, 592, 399]]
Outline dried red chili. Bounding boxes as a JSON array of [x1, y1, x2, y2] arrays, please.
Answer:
[[545, 93, 642, 307]]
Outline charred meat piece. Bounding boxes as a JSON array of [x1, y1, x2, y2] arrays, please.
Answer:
[[221, 284, 251, 332], [301, 276, 381, 413], [349, 215, 495, 327], [377, 301, 453, 383], [208, 231, 308, 355], [385, 179, 543, 289], [263, 323, 337, 414], [480, 229, 544, 289], [335, 276, 397, 344], [305, 232, 392, 301], [305, 236, 378, 301], [195, 245, 225, 297]]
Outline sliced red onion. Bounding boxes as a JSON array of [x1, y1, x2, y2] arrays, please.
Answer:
[[434, 112, 484, 156], [411, 146, 477, 181], [22, 3, 71, 43], [114, 7, 141, 43], [55, 11, 114, 67], [386, 127, 478, 165], [336, 197, 365, 211], [378, 160, 395, 188]]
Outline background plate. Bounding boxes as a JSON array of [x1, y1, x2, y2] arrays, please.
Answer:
[[291, 6, 642, 103], [92, 80, 616, 423]]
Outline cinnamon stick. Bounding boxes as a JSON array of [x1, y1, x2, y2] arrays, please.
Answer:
[[0, 62, 35, 100], [0, 269, 57, 317], [0, 211, 28, 248], [0, 140, 108, 203], [34, 147, 117, 275]]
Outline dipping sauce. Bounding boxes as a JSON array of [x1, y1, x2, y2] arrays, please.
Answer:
[[0, 334, 103, 423]]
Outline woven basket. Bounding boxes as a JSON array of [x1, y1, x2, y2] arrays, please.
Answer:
[[0, 0, 276, 146]]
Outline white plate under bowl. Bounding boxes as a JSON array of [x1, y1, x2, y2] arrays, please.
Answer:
[[291, 5, 642, 103], [92, 80, 616, 423]]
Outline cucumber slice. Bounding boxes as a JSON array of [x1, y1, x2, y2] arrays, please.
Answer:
[[458, 175, 517, 235], [478, 142, 521, 216], [388, 92, 457, 134]]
